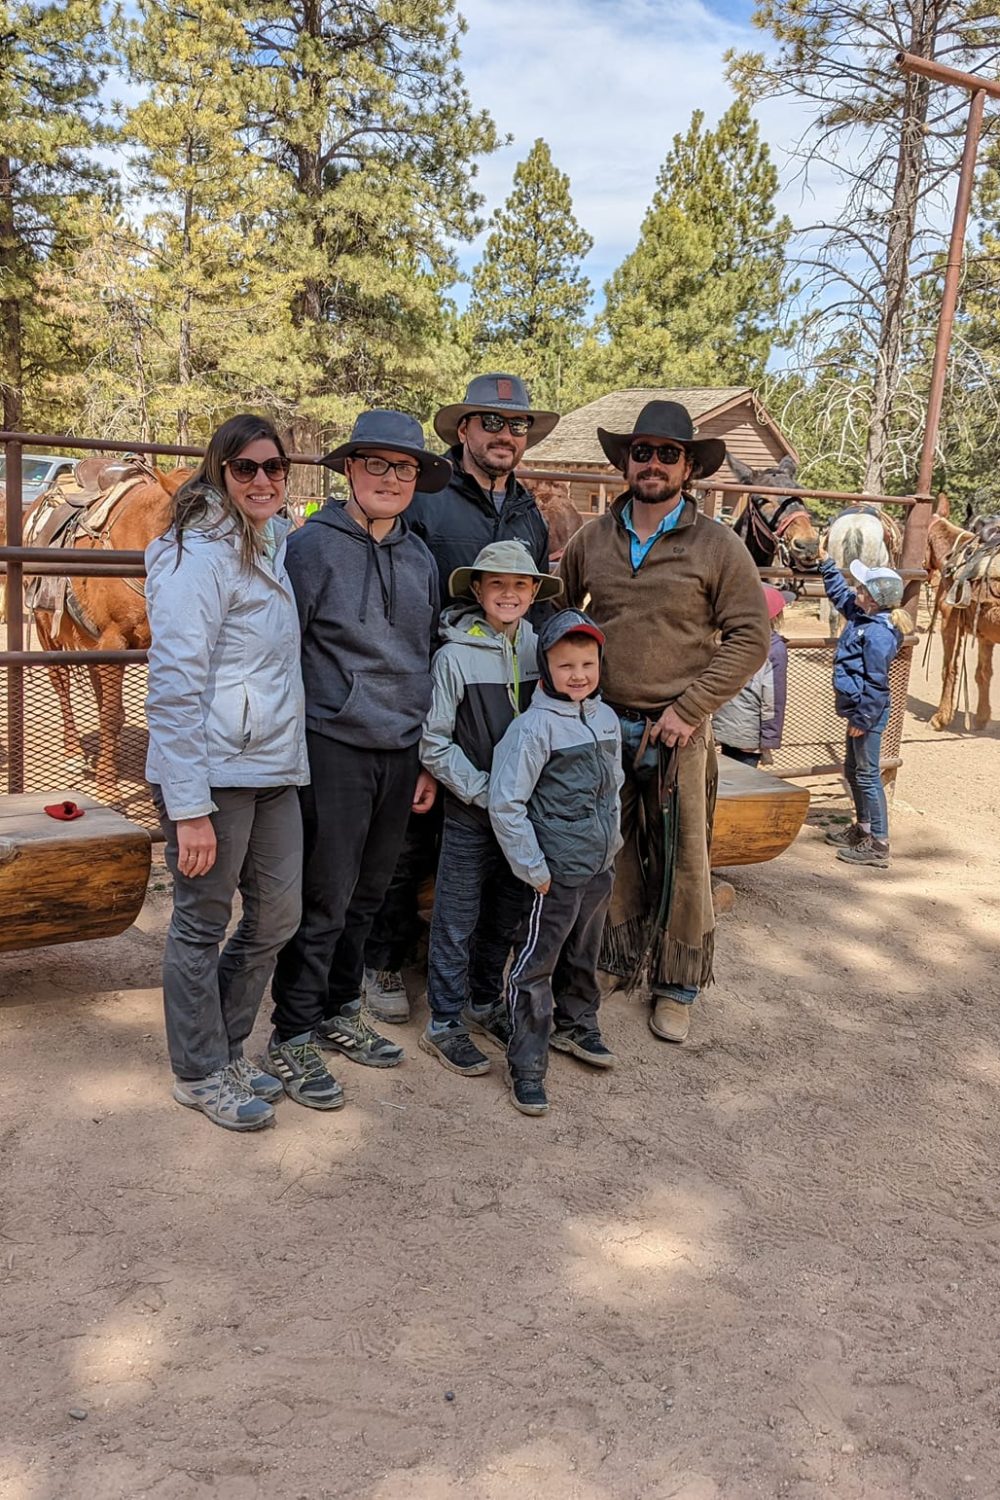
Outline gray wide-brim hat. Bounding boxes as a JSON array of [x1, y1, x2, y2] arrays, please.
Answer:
[[434, 373, 560, 450], [321, 409, 452, 493], [597, 399, 726, 480], [449, 540, 564, 603]]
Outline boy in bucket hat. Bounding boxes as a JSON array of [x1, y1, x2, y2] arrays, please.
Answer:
[[418, 541, 563, 1077], [489, 610, 624, 1117], [267, 411, 449, 1107], [818, 554, 907, 868]]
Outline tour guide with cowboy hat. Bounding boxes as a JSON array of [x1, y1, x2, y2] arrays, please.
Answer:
[[558, 399, 769, 1044], [363, 373, 560, 1021]]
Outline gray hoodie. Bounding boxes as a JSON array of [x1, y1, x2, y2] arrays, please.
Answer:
[[284, 499, 439, 750]]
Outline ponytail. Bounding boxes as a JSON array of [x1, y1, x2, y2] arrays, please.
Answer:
[[889, 607, 911, 637]]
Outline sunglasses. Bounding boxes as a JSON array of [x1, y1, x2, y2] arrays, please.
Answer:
[[629, 442, 687, 467], [349, 455, 421, 482], [474, 412, 533, 437], [224, 457, 290, 482]]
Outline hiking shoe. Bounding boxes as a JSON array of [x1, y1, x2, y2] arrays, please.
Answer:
[[550, 1025, 616, 1069], [508, 1072, 549, 1116], [315, 1005, 404, 1068], [649, 997, 691, 1044], [825, 822, 866, 848], [837, 836, 890, 868], [363, 967, 410, 1024], [266, 1031, 346, 1110], [173, 1065, 275, 1132], [229, 1055, 284, 1102], [418, 1023, 491, 1076], [462, 1003, 512, 1051]]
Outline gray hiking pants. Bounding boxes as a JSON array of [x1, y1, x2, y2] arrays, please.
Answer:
[[152, 784, 303, 1080], [506, 869, 615, 1078]]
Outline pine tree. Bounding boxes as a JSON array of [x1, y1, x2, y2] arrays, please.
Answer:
[[466, 139, 593, 407], [0, 0, 111, 428], [600, 101, 792, 390]]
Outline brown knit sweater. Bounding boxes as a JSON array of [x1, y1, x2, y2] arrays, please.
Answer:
[[559, 493, 770, 725]]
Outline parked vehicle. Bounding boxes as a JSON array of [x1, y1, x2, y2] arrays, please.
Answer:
[[0, 453, 77, 507]]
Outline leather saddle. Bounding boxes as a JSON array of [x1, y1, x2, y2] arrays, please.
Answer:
[[944, 516, 1000, 607]]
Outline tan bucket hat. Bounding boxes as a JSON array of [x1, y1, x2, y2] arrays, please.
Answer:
[[448, 540, 564, 602]]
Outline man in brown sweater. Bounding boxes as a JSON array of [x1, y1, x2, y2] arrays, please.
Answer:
[[559, 400, 769, 1043]]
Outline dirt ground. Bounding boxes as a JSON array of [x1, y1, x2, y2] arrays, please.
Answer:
[[2, 631, 1000, 1500]]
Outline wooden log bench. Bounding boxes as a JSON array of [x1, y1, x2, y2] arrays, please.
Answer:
[[711, 759, 810, 868], [0, 791, 151, 954]]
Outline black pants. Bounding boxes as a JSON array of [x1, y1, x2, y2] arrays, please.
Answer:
[[364, 801, 443, 971], [719, 744, 761, 768], [271, 734, 419, 1039], [507, 869, 615, 1079]]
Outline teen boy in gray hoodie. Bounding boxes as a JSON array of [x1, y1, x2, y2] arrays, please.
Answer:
[[267, 411, 450, 1108], [489, 610, 623, 1117]]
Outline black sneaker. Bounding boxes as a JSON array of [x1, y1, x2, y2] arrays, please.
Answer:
[[508, 1073, 549, 1116], [266, 1031, 346, 1110], [418, 1024, 491, 1076], [825, 822, 866, 848], [837, 836, 890, 868], [315, 1004, 404, 1068], [462, 1003, 512, 1051], [550, 1025, 616, 1069]]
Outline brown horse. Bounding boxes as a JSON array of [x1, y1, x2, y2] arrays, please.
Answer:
[[26, 464, 192, 795], [924, 515, 1000, 732], [523, 477, 587, 564], [726, 454, 821, 571]]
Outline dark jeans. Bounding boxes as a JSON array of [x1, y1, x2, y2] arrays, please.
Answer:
[[152, 784, 303, 1080], [365, 801, 443, 971], [719, 744, 761, 768], [426, 812, 530, 1022], [271, 734, 419, 1039], [844, 706, 890, 839], [507, 869, 615, 1078]]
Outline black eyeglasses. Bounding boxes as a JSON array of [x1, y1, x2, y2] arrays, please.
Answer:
[[224, 457, 290, 482], [475, 412, 533, 437], [629, 442, 686, 467], [349, 455, 421, 482]]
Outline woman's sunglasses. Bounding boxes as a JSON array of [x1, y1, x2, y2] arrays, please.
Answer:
[[224, 457, 290, 482], [628, 442, 687, 467], [474, 412, 533, 436]]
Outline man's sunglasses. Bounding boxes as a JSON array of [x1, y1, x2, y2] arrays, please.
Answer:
[[474, 411, 534, 436], [628, 442, 687, 467], [348, 455, 421, 482], [224, 457, 290, 482]]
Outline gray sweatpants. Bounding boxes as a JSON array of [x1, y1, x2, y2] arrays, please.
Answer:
[[152, 785, 303, 1080], [506, 868, 615, 1078]]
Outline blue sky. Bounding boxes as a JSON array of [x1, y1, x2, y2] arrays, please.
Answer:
[[449, 0, 840, 312]]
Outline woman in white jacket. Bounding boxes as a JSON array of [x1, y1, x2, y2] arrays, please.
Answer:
[[145, 414, 315, 1132]]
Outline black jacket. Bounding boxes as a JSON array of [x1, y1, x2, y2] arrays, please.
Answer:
[[405, 446, 550, 605]]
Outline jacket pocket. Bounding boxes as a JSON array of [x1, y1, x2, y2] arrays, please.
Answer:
[[204, 682, 252, 758], [328, 671, 432, 743]]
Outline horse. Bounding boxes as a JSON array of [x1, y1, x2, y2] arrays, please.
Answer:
[[923, 514, 1000, 732], [25, 458, 192, 797], [726, 454, 821, 574], [525, 477, 587, 564]]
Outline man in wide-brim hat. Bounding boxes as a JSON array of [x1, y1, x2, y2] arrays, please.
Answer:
[[559, 399, 769, 1045], [363, 373, 560, 1021]]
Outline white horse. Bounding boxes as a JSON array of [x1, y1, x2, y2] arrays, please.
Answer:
[[821, 505, 901, 633]]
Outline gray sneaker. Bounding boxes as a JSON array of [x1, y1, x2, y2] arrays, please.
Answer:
[[230, 1055, 284, 1102], [173, 1065, 275, 1132], [462, 1003, 512, 1051], [363, 967, 410, 1024], [315, 1005, 405, 1068], [825, 822, 865, 848], [266, 1031, 346, 1110]]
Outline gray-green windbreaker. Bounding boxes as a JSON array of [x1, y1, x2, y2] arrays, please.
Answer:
[[419, 603, 539, 827]]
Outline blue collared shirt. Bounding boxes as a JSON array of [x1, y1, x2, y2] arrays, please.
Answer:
[[622, 497, 685, 570]]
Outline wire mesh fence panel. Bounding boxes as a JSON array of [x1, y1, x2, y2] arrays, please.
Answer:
[[1, 659, 160, 832], [769, 641, 911, 775]]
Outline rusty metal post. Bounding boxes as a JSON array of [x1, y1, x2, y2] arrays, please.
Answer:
[[3, 437, 24, 792]]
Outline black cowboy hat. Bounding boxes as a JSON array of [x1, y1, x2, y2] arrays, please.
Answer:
[[321, 409, 452, 493], [597, 399, 726, 480], [434, 373, 559, 450]]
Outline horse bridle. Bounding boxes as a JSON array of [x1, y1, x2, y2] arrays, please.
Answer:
[[740, 492, 810, 567]]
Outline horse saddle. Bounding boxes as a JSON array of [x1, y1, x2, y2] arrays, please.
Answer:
[[831, 502, 903, 557], [944, 521, 1000, 608]]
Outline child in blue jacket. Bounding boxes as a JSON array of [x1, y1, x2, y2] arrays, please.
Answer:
[[819, 557, 908, 868]]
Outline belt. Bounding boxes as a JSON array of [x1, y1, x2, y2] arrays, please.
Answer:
[[605, 700, 653, 723]]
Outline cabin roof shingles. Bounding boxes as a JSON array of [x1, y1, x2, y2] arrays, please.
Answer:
[[529, 386, 751, 467]]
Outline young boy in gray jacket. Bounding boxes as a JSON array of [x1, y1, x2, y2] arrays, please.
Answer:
[[489, 610, 624, 1117]]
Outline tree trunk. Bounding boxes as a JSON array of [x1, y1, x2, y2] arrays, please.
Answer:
[[177, 177, 194, 445], [0, 156, 24, 430]]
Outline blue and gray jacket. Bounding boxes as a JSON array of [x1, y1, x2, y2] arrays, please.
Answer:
[[820, 558, 903, 731]]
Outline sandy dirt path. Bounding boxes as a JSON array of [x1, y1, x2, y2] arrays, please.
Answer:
[[2, 632, 999, 1500]]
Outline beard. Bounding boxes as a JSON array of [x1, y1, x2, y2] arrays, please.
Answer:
[[469, 435, 518, 479], [631, 470, 684, 505]]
